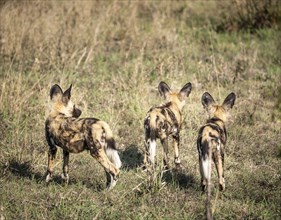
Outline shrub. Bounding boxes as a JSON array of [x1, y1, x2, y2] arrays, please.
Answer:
[[215, 0, 281, 32]]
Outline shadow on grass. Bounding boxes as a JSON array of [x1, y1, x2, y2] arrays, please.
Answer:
[[163, 166, 196, 190], [120, 144, 144, 170], [4, 159, 44, 183], [4, 159, 104, 191], [80, 178, 104, 192], [135, 167, 197, 196]]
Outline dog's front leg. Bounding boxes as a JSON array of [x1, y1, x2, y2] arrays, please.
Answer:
[[46, 145, 57, 183], [61, 150, 70, 184]]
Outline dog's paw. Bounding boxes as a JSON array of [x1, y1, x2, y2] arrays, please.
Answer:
[[162, 163, 170, 172], [219, 182, 225, 191], [61, 173, 69, 184], [107, 179, 117, 190], [174, 161, 182, 171], [218, 177, 225, 191], [201, 184, 206, 192], [46, 173, 53, 183], [174, 157, 181, 165]]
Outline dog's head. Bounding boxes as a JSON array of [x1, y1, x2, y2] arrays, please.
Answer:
[[158, 81, 192, 110], [49, 84, 81, 118], [201, 92, 236, 122]]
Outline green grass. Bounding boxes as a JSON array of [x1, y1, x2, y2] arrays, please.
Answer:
[[0, 1, 281, 219]]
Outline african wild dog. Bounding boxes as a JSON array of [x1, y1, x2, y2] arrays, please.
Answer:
[[197, 92, 236, 219], [144, 81, 192, 169], [45, 84, 122, 190]]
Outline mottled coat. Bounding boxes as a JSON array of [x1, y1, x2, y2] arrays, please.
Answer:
[[45, 84, 121, 190], [144, 81, 192, 168], [197, 92, 236, 220]]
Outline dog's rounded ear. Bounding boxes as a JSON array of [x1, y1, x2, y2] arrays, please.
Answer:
[[50, 84, 63, 101], [62, 84, 72, 104], [158, 81, 171, 99], [222, 92, 236, 110], [202, 92, 215, 110], [179, 82, 192, 101]]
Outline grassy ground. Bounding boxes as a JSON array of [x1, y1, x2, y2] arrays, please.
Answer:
[[0, 1, 281, 219]]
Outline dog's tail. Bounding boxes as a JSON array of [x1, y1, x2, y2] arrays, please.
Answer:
[[201, 138, 219, 220], [97, 121, 122, 169], [144, 112, 159, 165], [206, 140, 213, 220]]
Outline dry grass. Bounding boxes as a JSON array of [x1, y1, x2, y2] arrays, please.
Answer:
[[0, 1, 281, 219]]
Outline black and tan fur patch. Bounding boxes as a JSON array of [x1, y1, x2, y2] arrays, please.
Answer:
[[45, 84, 121, 190]]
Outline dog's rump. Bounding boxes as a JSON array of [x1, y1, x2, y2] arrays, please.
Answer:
[[198, 118, 227, 147], [197, 119, 227, 161], [94, 120, 122, 169], [82, 118, 122, 169], [144, 103, 180, 139]]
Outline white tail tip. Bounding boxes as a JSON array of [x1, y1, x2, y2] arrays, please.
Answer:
[[149, 139, 156, 164], [106, 148, 122, 169], [202, 157, 211, 181]]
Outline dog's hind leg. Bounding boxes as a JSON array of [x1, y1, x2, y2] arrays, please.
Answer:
[[161, 138, 169, 170], [172, 133, 181, 167], [87, 127, 119, 189], [104, 168, 117, 190], [199, 155, 206, 192], [143, 138, 149, 168], [143, 131, 149, 167], [143, 120, 156, 168], [61, 150, 70, 184], [87, 131, 120, 189], [91, 148, 120, 190], [213, 141, 225, 191]]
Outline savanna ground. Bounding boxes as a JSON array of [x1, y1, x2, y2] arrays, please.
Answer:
[[0, 1, 281, 219]]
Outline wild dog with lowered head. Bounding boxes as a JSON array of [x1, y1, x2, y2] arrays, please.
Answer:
[[144, 81, 192, 169], [45, 84, 122, 190], [197, 92, 236, 219]]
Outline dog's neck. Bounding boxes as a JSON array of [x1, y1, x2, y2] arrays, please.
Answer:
[[163, 101, 182, 125], [207, 117, 225, 128], [49, 110, 69, 119]]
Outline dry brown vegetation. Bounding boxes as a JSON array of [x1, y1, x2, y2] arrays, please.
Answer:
[[0, 1, 281, 219]]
